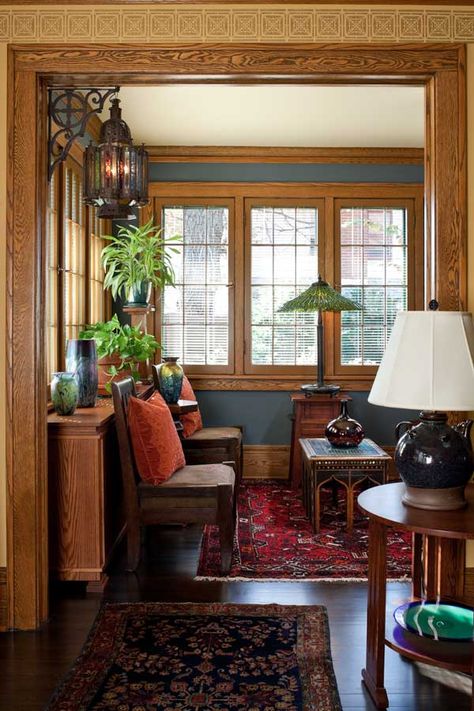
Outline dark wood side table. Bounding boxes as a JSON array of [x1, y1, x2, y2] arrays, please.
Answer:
[[358, 482, 474, 711], [166, 399, 198, 434], [300, 438, 390, 532], [289, 393, 345, 488]]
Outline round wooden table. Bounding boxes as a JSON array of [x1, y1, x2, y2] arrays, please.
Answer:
[[358, 482, 474, 710]]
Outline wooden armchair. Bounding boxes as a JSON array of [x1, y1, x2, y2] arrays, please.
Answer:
[[112, 377, 236, 573], [152, 365, 243, 487]]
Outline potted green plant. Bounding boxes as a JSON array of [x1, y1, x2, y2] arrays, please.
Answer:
[[79, 314, 159, 392], [101, 218, 178, 307]]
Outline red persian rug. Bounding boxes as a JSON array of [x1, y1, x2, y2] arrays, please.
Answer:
[[197, 480, 411, 581], [46, 602, 342, 711]]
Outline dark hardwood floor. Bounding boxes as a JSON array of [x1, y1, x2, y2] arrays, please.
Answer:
[[0, 524, 471, 710]]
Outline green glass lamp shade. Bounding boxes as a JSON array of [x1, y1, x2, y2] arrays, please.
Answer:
[[277, 276, 361, 395], [277, 276, 362, 314]]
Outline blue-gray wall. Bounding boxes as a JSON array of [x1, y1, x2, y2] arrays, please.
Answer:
[[150, 159, 422, 447], [196, 390, 417, 447], [149, 162, 423, 184]]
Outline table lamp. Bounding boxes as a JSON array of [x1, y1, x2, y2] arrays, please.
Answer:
[[278, 275, 362, 395], [368, 303, 474, 510]]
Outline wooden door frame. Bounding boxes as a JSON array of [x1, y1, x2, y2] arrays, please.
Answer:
[[6, 42, 466, 629]]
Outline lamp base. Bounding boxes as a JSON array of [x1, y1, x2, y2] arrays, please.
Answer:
[[301, 383, 340, 395], [402, 485, 467, 511]]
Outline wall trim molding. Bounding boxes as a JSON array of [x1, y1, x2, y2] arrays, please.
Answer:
[[1, 7, 474, 43], [148, 146, 425, 165]]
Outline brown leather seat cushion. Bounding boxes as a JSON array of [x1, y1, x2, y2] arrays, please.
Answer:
[[138, 463, 235, 497], [185, 426, 242, 441]]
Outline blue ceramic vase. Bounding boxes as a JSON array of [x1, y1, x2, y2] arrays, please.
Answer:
[[157, 357, 184, 404], [51, 372, 79, 416], [66, 339, 98, 408]]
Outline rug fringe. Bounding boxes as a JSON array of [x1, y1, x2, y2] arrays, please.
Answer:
[[194, 575, 410, 583]]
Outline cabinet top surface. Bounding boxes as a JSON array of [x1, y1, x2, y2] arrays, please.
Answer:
[[291, 393, 350, 403], [358, 482, 474, 538], [48, 399, 115, 428]]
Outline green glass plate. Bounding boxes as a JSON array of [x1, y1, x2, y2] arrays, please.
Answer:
[[394, 601, 473, 642]]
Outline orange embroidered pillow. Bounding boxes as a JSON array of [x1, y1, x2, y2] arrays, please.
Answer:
[[127, 395, 185, 485], [180, 376, 203, 438]]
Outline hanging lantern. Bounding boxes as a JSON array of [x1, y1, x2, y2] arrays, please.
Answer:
[[83, 97, 149, 219]]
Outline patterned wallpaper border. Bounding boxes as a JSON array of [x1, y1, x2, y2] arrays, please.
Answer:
[[0, 5, 473, 43]]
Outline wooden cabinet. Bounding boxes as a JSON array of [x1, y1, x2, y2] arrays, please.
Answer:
[[289, 393, 346, 488], [48, 400, 123, 591]]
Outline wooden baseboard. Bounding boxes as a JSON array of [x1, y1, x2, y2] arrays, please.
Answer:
[[0, 567, 6, 631], [243, 445, 290, 480]]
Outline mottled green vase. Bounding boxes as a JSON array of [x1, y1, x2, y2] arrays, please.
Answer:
[[157, 357, 184, 404], [51, 372, 79, 416]]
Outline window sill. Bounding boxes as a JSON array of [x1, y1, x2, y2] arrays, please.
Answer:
[[188, 374, 374, 392]]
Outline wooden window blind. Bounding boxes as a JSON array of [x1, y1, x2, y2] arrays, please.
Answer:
[[46, 169, 59, 379], [89, 207, 107, 324], [63, 161, 86, 345], [46, 156, 109, 383]]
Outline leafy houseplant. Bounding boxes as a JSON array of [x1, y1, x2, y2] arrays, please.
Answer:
[[79, 315, 159, 392], [101, 218, 178, 307]]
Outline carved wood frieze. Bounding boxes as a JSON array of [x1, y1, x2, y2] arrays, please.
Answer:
[[1, 5, 474, 44]]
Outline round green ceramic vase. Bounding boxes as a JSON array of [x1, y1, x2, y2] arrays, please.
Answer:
[[51, 372, 79, 416], [157, 357, 184, 404]]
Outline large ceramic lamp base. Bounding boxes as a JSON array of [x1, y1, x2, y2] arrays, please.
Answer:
[[402, 485, 467, 511]]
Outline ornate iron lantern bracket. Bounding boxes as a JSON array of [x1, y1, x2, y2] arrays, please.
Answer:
[[48, 87, 119, 180]]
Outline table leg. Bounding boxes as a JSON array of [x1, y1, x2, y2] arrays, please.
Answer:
[[314, 483, 321, 534], [301, 458, 307, 513], [346, 484, 353, 532], [412, 532, 423, 599], [362, 519, 389, 710]]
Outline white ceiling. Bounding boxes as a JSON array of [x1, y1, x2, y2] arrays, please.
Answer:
[[112, 85, 425, 148]]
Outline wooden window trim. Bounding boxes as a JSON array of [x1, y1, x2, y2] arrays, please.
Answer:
[[147, 146, 424, 165], [149, 182, 423, 389], [154, 196, 236, 375]]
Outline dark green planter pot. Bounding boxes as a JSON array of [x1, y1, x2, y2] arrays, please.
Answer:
[[51, 372, 79, 416], [156, 357, 184, 404], [125, 281, 152, 307]]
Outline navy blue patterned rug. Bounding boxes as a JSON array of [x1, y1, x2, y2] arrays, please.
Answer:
[[46, 602, 341, 711]]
